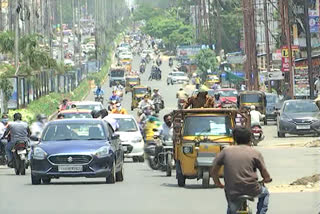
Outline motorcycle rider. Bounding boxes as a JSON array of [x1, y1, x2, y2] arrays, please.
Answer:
[[152, 89, 164, 110], [113, 81, 124, 92], [59, 99, 69, 111], [184, 85, 215, 109], [211, 127, 272, 214], [109, 90, 121, 103], [138, 94, 154, 111], [111, 103, 128, 115], [159, 114, 173, 142], [214, 93, 222, 108], [176, 87, 189, 109], [250, 105, 265, 140], [0, 114, 9, 138], [31, 114, 47, 138], [3, 113, 31, 168], [95, 85, 104, 97], [169, 57, 173, 67]]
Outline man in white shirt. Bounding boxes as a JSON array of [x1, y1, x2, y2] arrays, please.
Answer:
[[250, 105, 264, 126], [314, 77, 320, 95]]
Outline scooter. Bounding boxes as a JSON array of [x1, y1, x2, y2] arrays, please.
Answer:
[[11, 141, 28, 175], [251, 125, 264, 146]]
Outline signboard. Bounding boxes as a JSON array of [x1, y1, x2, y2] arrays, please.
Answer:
[[272, 49, 282, 61], [294, 67, 310, 97], [281, 45, 299, 72], [267, 71, 285, 80], [176, 45, 208, 58], [8, 78, 18, 109], [309, 10, 319, 33]]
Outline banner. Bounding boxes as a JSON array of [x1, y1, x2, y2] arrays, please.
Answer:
[[281, 45, 299, 72], [309, 10, 319, 33]]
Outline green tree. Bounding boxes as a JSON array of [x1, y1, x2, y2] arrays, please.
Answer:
[[195, 49, 217, 80]]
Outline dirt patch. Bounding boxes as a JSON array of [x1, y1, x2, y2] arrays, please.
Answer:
[[305, 140, 320, 147], [266, 174, 320, 193], [290, 174, 320, 185]]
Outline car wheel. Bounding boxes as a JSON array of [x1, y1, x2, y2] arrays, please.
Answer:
[[116, 165, 124, 182], [106, 161, 116, 184], [138, 156, 144, 162], [31, 174, 42, 185], [42, 178, 51, 184], [132, 157, 139, 162], [278, 131, 285, 138]]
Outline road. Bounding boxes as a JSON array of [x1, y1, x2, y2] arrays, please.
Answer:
[[0, 50, 319, 214]]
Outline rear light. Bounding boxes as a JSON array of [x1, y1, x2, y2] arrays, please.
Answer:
[[15, 143, 26, 150], [252, 127, 261, 133]]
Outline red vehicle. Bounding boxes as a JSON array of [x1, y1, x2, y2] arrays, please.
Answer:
[[214, 88, 238, 106]]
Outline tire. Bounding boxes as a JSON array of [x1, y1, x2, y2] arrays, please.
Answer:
[[115, 165, 124, 182], [106, 161, 116, 184], [177, 172, 186, 187], [20, 160, 26, 175], [278, 131, 285, 138], [14, 156, 20, 175], [253, 139, 258, 146], [202, 170, 210, 188], [147, 157, 159, 170], [131, 106, 134, 111], [138, 156, 144, 162], [31, 174, 41, 185], [166, 154, 172, 177], [132, 157, 139, 162], [42, 178, 51, 184]]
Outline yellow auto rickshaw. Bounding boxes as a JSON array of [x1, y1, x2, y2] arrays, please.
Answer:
[[131, 86, 151, 111], [205, 74, 220, 88], [238, 90, 267, 125], [125, 76, 141, 94], [172, 108, 249, 188]]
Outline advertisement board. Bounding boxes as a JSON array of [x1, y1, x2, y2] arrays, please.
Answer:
[[293, 67, 310, 97], [281, 45, 299, 72]]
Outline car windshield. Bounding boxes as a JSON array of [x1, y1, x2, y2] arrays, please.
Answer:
[[283, 101, 319, 113], [73, 104, 102, 111], [172, 72, 185, 76], [208, 76, 219, 80], [266, 95, 279, 104], [241, 94, 262, 103], [183, 116, 232, 136], [218, 90, 238, 97], [63, 113, 93, 119], [127, 78, 139, 82], [42, 123, 106, 141], [134, 88, 148, 94], [111, 69, 125, 77], [114, 118, 138, 132]]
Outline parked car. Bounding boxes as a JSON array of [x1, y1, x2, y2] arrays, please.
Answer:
[[214, 88, 238, 104], [277, 100, 320, 137], [108, 114, 144, 162], [167, 71, 189, 85], [67, 101, 104, 112], [265, 93, 280, 121], [30, 119, 124, 184]]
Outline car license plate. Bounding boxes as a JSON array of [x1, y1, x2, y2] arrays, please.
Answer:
[[17, 150, 27, 155], [296, 125, 310, 130], [122, 146, 127, 152], [58, 165, 83, 172]]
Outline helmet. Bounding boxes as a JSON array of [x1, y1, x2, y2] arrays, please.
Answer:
[[198, 85, 209, 93], [36, 114, 47, 121], [179, 87, 183, 91], [250, 105, 256, 110]]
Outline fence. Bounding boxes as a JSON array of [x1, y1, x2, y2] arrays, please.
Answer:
[[5, 60, 102, 110]]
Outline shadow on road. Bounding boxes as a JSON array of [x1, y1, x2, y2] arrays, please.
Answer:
[[161, 183, 218, 189], [25, 181, 107, 186]]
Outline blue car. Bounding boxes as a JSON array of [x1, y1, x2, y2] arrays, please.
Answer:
[[30, 119, 124, 185]]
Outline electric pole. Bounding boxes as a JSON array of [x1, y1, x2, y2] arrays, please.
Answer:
[[304, 0, 314, 98], [264, 0, 272, 92]]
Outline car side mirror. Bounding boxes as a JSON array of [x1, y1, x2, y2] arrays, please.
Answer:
[[111, 133, 120, 140], [30, 136, 39, 141]]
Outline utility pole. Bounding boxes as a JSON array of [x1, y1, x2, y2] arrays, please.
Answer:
[[78, 0, 82, 66], [304, 0, 314, 98], [14, 0, 19, 70], [72, 0, 76, 64], [59, 0, 63, 63], [264, 0, 272, 93]]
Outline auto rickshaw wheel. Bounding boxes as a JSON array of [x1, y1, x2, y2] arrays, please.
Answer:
[[202, 170, 210, 188]]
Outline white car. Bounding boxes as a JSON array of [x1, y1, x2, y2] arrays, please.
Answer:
[[108, 114, 145, 162], [167, 71, 189, 85]]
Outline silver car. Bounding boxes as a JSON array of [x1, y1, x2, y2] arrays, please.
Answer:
[[167, 71, 189, 85], [277, 100, 320, 137]]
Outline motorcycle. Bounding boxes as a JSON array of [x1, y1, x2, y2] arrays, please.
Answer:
[[169, 60, 173, 68], [0, 139, 7, 165], [140, 64, 145, 74], [95, 94, 104, 104], [156, 59, 162, 67], [177, 99, 186, 110], [153, 97, 164, 114], [11, 141, 28, 175], [251, 125, 264, 146]]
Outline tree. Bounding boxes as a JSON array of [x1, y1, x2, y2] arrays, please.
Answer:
[[195, 49, 217, 80]]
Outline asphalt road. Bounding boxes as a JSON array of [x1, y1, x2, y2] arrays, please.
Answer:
[[0, 49, 319, 214]]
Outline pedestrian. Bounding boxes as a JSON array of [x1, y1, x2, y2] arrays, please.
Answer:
[[314, 76, 320, 95], [211, 127, 272, 214]]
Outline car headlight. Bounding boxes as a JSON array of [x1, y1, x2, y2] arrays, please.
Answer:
[[183, 146, 193, 154], [95, 146, 112, 158], [32, 147, 47, 160], [132, 136, 142, 143]]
